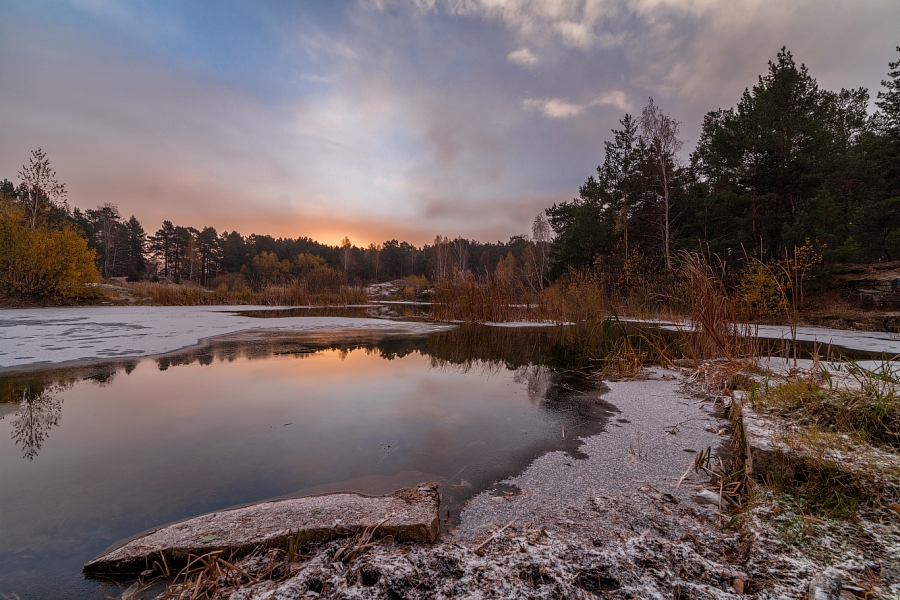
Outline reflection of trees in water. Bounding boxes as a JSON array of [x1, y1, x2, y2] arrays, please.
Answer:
[[1, 379, 72, 460], [10, 386, 64, 459], [0, 366, 115, 460], [513, 365, 551, 402], [0, 326, 615, 459]]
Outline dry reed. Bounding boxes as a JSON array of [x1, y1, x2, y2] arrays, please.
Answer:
[[123, 281, 367, 307], [673, 252, 757, 361]]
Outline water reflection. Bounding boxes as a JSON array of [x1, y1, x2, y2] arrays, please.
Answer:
[[0, 374, 79, 460], [0, 326, 601, 461], [0, 325, 620, 599]]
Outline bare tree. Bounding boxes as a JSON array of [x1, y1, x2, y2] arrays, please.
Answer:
[[8, 385, 64, 460], [639, 98, 683, 274], [453, 237, 469, 273], [340, 237, 353, 275], [432, 235, 452, 283], [531, 214, 551, 290], [367, 243, 382, 281], [17, 148, 68, 229]]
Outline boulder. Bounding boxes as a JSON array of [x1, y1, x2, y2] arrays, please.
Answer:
[[740, 406, 787, 479], [808, 567, 842, 600], [83, 483, 440, 576]]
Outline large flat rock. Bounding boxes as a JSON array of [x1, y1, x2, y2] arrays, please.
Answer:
[[83, 483, 440, 576], [741, 405, 787, 478]]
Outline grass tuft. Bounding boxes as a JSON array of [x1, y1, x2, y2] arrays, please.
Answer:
[[755, 366, 900, 450]]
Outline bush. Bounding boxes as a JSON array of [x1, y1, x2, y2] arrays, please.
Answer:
[[126, 269, 142, 282], [0, 201, 99, 298]]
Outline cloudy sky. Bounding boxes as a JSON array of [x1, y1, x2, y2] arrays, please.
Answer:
[[1, 0, 897, 246]]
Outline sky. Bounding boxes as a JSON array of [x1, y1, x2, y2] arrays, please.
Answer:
[[1, 0, 898, 247]]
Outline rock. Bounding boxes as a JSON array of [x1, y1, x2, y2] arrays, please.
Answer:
[[740, 406, 787, 479], [83, 483, 440, 576], [808, 567, 842, 600], [690, 489, 733, 509]]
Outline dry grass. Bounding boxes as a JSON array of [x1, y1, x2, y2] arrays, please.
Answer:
[[122, 281, 367, 307], [726, 363, 900, 516], [538, 270, 610, 324], [673, 252, 758, 361], [431, 269, 610, 325], [431, 271, 535, 324], [754, 366, 900, 450], [158, 523, 393, 600]]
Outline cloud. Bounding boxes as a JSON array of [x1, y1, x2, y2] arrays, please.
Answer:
[[507, 47, 538, 67], [524, 91, 631, 118], [3, 0, 898, 249], [554, 20, 594, 50], [524, 98, 585, 118], [594, 90, 631, 112]]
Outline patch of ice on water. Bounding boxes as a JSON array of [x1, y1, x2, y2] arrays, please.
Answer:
[[0, 306, 452, 369]]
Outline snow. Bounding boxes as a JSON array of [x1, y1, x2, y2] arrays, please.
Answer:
[[754, 324, 900, 355], [484, 321, 565, 327], [634, 318, 900, 355], [5, 305, 900, 371], [0, 306, 451, 369]]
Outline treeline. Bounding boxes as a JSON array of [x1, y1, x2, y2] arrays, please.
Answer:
[[3, 46, 898, 303], [1, 167, 551, 293], [548, 47, 900, 292]]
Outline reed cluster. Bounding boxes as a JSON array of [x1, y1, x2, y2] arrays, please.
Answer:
[[123, 281, 367, 307], [431, 270, 537, 324], [672, 252, 758, 361]]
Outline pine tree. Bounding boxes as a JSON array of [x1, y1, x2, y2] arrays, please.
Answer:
[[875, 46, 900, 136], [125, 216, 147, 279]]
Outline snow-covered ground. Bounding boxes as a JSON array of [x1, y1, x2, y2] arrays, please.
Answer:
[[5, 305, 900, 371], [0, 306, 452, 369]]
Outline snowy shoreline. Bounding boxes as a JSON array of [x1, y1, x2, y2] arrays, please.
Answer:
[[5, 306, 900, 371], [0, 305, 453, 370]]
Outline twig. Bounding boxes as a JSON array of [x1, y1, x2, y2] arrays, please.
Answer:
[[471, 518, 517, 555], [676, 458, 695, 489]]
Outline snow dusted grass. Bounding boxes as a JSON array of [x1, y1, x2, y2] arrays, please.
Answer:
[[754, 364, 900, 450]]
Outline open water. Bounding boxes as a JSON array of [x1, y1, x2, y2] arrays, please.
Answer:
[[0, 325, 612, 599]]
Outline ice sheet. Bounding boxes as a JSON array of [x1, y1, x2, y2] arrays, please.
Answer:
[[0, 306, 450, 369]]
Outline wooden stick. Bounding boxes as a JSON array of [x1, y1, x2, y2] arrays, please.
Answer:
[[471, 518, 517, 555]]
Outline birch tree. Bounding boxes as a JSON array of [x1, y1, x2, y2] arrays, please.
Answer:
[[340, 237, 353, 275], [17, 148, 67, 230], [530, 214, 550, 290], [453, 237, 469, 273], [432, 235, 451, 283], [639, 98, 683, 274]]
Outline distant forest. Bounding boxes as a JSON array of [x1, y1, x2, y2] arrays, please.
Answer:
[[2, 47, 899, 292]]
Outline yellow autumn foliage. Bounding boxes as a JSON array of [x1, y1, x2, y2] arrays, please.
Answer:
[[0, 201, 99, 298]]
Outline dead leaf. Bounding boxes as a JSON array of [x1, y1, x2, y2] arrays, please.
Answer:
[[732, 578, 745, 594], [802, 515, 826, 525], [803, 526, 815, 537], [891, 503, 900, 514], [121, 583, 140, 600]]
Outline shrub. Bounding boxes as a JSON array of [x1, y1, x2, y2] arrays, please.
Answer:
[[0, 201, 99, 298]]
